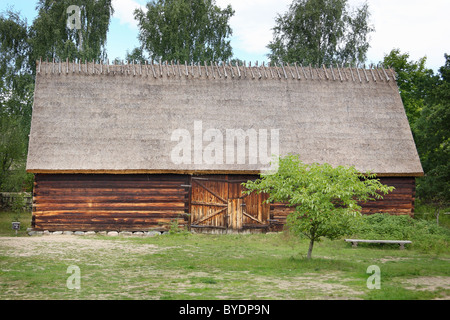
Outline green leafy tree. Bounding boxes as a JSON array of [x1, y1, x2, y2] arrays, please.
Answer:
[[0, 115, 28, 190], [382, 50, 448, 220], [125, 47, 147, 64], [268, 0, 374, 65], [29, 0, 114, 63], [0, 9, 34, 191], [0, 9, 34, 114], [134, 0, 234, 62], [414, 54, 450, 222], [382, 49, 437, 131], [243, 155, 394, 259]]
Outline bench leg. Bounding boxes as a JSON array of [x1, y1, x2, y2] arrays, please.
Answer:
[[352, 242, 358, 248], [399, 243, 405, 250]]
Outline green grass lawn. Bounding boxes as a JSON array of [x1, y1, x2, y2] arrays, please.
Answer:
[[0, 209, 449, 300]]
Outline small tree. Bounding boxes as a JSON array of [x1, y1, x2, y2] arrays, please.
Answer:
[[243, 155, 394, 259]]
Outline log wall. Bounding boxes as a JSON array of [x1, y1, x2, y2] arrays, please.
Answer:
[[360, 177, 415, 215], [32, 174, 415, 232], [32, 174, 190, 231]]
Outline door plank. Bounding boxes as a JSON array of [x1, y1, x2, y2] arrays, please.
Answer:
[[192, 179, 227, 203], [191, 207, 228, 225]]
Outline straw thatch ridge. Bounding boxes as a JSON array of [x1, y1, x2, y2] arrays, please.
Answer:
[[27, 61, 423, 176], [36, 60, 395, 82]]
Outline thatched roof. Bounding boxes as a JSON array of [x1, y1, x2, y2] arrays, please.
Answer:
[[26, 60, 423, 176]]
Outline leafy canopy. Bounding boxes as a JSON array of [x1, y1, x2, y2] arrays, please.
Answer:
[[381, 50, 449, 207], [243, 155, 394, 258], [134, 0, 234, 63], [414, 54, 450, 206], [382, 49, 437, 130], [29, 0, 114, 62], [267, 0, 374, 66], [0, 9, 34, 191]]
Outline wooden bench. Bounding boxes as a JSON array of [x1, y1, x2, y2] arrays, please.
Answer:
[[345, 239, 412, 250]]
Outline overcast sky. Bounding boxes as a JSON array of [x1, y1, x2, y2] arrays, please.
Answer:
[[2, 0, 449, 71]]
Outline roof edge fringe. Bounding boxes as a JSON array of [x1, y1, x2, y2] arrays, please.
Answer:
[[35, 58, 396, 82], [26, 169, 424, 177]]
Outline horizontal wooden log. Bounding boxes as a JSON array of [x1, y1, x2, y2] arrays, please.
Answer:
[[33, 217, 185, 223], [35, 189, 189, 197], [33, 212, 185, 217], [377, 177, 415, 183], [34, 209, 186, 215], [377, 188, 415, 194], [34, 217, 187, 223], [35, 174, 188, 182], [34, 195, 186, 203], [34, 207, 186, 213], [34, 201, 186, 208], [33, 222, 183, 232], [34, 203, 187, 211], [378, 194, 415, 200], [361, 203, 413, 209], [34, 214, 185, 223], [380, 180, 415, 185], [34, 217, 185, 224], [35, 181, 187, 189]]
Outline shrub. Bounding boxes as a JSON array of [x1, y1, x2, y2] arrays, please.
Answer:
[[354, 213, 450, 253], [11, 193, 26, 213]]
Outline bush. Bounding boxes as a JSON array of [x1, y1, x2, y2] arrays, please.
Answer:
[[414, 200, 450, 229], [354, 213, 450, 253], [357, 213, 414, 240], [11, 193, 26, 213]]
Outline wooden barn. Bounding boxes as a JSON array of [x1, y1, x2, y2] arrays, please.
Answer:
[[26, 60, 423, 233]]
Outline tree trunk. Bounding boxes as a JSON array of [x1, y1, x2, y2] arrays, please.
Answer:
[[307, 238, 314, 259]]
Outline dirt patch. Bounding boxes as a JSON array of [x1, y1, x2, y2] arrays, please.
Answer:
[[262, 273, 364, 299], [0, 235, 163, 259], [403, 276, 450, 292], [377, 256, 414, 263]]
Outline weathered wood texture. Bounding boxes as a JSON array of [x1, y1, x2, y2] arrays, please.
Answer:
[[32, 174, 415, 232], [189, 175, 270, 233], [32, 174, 189, 231], [269, 177, 416, 231]]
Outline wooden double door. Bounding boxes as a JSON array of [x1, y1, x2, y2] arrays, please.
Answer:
[[189, 175, 270, 232]]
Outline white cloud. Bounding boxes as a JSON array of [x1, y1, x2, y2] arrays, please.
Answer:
[[111, 0, 147, 29], [217, 0, 449, 69], [359, 0, 450, 70], [216, 0, 291, 59]]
